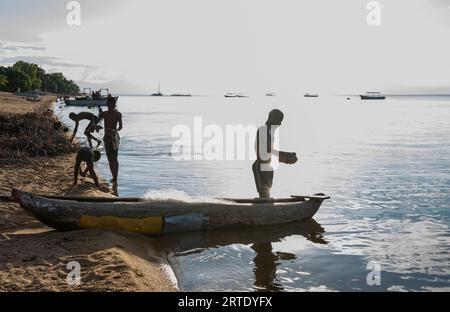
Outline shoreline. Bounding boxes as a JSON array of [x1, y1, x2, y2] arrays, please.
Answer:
[[0, 92, 178, 291]]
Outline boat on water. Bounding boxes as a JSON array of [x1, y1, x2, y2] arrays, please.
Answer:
[[11, 189, 329, 235], [224, 93, 249, 98], [266, 93, 277, 97], [360, 92, 386, 100], [171, 93, 192, 97], [304, 93, 319, 98], [151, 82, 164, 96], [65, 88, 118, 107]]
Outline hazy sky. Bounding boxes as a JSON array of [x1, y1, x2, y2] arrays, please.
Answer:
[[1, 0, 450, 94]]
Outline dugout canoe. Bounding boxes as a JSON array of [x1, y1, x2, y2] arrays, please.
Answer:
[[12, 189, 329, 235]]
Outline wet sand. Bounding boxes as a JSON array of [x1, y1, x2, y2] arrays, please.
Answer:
[[0, 93, 177, 291]]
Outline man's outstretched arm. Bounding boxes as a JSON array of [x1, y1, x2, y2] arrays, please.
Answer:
[[70, 121, 79, 143]]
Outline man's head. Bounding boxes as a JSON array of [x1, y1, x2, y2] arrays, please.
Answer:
[[107, 97, 117, 111], [69, 112, 77, 121], [266, 109, 284, 126], [92, 150, 101, 162]]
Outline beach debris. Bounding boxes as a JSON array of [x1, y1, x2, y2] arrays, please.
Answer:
[[0, 112, 79, 160]]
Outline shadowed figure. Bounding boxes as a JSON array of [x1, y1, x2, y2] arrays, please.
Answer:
[[99, 97, 123, 183], [73, 146, 101, 189], [69, 108, 103, 148], [253, 109, 298, 198]]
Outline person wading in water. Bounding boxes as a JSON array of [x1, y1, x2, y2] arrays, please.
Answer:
[[253, 109, 298, 199], [99, 97, 122, 183]]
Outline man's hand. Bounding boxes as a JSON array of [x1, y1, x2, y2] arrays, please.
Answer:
[[279, 152, 298, 165]]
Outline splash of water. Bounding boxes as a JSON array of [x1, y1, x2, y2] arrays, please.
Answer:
[[143, 189, 228, 203]]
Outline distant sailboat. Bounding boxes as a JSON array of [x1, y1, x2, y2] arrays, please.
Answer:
[[151, 82, 163, 96]]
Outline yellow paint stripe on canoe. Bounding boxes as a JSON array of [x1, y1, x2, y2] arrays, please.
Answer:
[[79, 215, 163, 234]]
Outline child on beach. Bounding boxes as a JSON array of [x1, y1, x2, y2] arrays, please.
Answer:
[[73, 146, 101, 188]]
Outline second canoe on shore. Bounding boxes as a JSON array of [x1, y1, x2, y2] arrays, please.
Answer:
[[12, 189, 329, 235]]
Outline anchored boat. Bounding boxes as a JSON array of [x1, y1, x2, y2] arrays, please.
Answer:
[[224, 93, 249, 98], [360, 92, 386, 100], [12, 189, 329, 235], [65, 88, 118, 107]]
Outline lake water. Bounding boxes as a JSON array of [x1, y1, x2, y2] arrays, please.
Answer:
[[57, 94, 450, 292]]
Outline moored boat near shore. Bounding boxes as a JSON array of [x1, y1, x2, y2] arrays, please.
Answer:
[[12, 189, 329, 235], [65, 88, 118, 106]]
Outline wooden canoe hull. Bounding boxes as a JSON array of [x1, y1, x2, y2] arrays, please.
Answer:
[[12, 189, 328, 235]]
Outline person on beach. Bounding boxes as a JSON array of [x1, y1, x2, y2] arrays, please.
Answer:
[[253, 109, 298, 199], [73, 146, 101, 188], [99, 97, 122, 183], [69, 108, 103, 148]]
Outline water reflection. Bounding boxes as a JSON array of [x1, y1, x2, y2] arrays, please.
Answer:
[[252, 243, 284, 291], [156, 219, 327, 292]]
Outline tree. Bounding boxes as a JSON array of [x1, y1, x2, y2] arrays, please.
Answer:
[[0, 73, 7, 89], [0, 61, 80, 94], [12, 61, 41, 90], [6, 68, 30, 92]]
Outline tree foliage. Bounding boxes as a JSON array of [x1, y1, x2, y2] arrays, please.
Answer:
[[0, 61, 80, 94]]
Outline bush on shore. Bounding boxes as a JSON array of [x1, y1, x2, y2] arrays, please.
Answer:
[[0, 112, 79, 160]]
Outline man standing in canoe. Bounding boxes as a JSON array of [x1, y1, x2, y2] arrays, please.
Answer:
[[253, 109, 298, 199], [99, 97, 123, 183]]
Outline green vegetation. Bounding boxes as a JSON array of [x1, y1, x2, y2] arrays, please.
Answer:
[[0, 61, 80, 95]]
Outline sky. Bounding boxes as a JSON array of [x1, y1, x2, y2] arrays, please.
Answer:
[[1, 0, 450, 94]]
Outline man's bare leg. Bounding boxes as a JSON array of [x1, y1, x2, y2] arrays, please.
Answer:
[[107, 155, 119, 182]]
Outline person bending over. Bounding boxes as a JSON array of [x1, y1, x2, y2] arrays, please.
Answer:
[[73, 146, 101, 188], [69, 108, 103, 148]]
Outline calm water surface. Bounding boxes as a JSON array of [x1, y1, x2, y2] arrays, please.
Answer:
[[57, 95, 450, 291]]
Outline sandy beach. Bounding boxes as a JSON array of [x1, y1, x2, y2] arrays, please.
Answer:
[[0, 92, 177, 292]]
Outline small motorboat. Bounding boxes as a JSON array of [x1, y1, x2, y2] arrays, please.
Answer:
[[12, 189, 329, 235], [171, 93, 192, 97], [360, 92, 386, 100], [65, 88, 118, 107], [225, 93, 249, 98], [304, 93, 319, 98]]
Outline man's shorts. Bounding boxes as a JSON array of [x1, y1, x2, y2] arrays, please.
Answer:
[[104, 136, 118, 158]]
